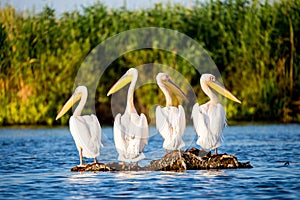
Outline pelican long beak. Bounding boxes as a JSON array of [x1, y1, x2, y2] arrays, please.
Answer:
[[208, 81, 241, 103], [55, 92, 82, 120], [107, 74, 133, 96], [165, 79, 188, 101]]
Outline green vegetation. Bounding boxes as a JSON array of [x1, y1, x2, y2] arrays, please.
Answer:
[[0, 0, 299, 125]]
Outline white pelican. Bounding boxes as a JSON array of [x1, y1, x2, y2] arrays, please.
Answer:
[[107, 68, 149, 166], [191, 74, 241, 155], [56, 86, 103, 166], [155, 73, 187, 154]]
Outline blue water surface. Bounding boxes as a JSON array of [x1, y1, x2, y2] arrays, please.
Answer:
[[0, 124, 300, 199]]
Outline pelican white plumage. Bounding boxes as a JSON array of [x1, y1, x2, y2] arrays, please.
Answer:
[[155, 73, 187, 153], [107, 68, 149, 165], [191, 74, 241, 155], [56, 86, 103, 166]]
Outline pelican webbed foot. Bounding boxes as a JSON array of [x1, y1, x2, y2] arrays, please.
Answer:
[[213, 148, 218, 156], [165, 149, 168, 155], [135, 161, 140, 171], [121, 161, 126, 171], [177, 150, 186, 170], [198, 149, 210, 158], [77, 164, 87, 168]]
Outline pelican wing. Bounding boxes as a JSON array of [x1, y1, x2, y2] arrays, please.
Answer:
[[88, 114, 103, 148], [156, 106, 169, 140], [178, 105, 186, 137], [113, 113, 127, 156], [191, 103, 211, 149], [138, 113, 149, 151], [120, 113, 148, 162], [69, 114, 102, 158], [156, 105, 185, 150], [128, 113, 149, 150], [207, 103, 226, 148]]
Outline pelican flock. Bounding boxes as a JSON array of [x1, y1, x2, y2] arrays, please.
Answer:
[[56, 86, 103, 166], [57, 71, 241, 167], [155, 73, 186, 154]]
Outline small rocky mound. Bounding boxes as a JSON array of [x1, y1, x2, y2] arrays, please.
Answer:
[[149, 148, 252, 171], [70, 148, 253, 172], [71, 163, 115, 172]]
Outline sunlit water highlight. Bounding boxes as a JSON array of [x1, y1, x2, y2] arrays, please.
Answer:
[[1, 124, 300, 199]]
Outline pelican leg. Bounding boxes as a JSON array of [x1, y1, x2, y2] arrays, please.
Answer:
[[215, 148, 218, 155], [178, 149, 186, 170], [94, 157, 98, 164], [198, 148, 209, 158], [122, 161, 125, 171], [165, 149, 168, 155], [79, 147, 83, 166], [135, 161, 139, 170]]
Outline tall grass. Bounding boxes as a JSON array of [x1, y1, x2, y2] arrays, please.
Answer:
[[0, 0, 299, 125]]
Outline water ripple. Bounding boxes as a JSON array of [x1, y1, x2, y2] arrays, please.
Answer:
[[0, 125, 300, 199]]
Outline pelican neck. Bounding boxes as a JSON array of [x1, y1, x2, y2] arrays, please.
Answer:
[[125, 72, 138, 113], [73, 87, 88, 116], [200, 81, 219, 104]]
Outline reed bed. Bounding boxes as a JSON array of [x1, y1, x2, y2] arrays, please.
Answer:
[[0, 0, 299, 125]]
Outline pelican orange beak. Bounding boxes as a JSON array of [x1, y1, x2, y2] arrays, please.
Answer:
[[208, 80, 241, 104], [56, 92, 82, 120]]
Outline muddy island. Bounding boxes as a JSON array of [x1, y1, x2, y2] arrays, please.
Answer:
[[71, 148, 252, 172]]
